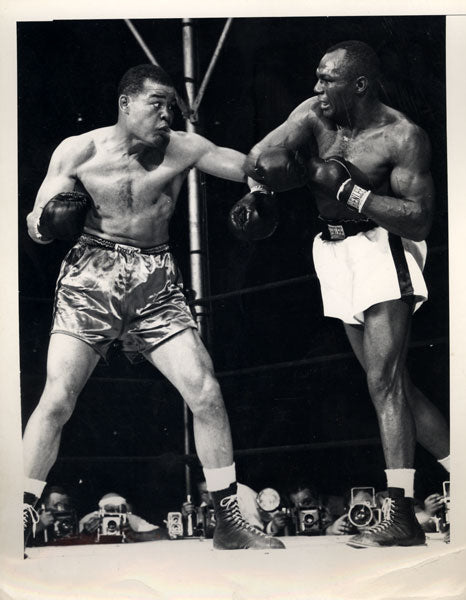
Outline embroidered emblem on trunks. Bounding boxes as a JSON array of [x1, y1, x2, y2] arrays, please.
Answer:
[[327, 224, 346, 240], [114, 243, 142, 254]]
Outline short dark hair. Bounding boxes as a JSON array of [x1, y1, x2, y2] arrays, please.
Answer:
[[325, 40, 381, 83], [42, 485, 69, 502], [117, 64, 174, 98]]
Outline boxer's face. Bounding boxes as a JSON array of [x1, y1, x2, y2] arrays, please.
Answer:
[[122, 79, 175, 147], [314, 49, 355, 121]]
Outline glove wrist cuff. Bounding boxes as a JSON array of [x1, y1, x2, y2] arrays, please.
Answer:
[[337, 179, 370, 213], [33, 215, 53, 244], [249, 184, 273, 196]]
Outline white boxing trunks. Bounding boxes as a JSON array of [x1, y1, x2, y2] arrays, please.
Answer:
[[312, 225, 428, 325]]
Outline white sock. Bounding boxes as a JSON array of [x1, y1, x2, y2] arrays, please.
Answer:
[[203, 463, 236, 492], [24, 477, 47, 499], [385, 468, 415, 498], [438, 455, 450, 473]]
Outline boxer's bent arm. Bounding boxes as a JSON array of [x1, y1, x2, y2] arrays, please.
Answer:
[[359, 125, 434, 241], [247, 99, 316, 163], [26, 139, 79, 243]]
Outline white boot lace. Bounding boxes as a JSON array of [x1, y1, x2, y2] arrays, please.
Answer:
[[219, 494, 268, 537], [363, 498, 395, 534], [23, 503, 40, 538]]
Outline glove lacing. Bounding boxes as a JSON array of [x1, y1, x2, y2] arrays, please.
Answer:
[[23, 503, 40, 538], [219, 494, 268, 537]]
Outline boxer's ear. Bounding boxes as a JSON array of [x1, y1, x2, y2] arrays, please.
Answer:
[[119, 95, 130, 114], [355, 76, 368, 94]]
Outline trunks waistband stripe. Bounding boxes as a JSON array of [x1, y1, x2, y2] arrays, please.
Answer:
[[318, 216, 377, 241], [387, 232, 414, 297], [79, 233, 170, 255]]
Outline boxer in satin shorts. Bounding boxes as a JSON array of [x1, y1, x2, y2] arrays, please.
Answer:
[[51, 234, 197, 362], [23, 63, 285, 552]]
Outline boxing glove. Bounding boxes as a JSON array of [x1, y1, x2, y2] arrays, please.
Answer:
[[307, 156, 371, 212], [245, 146, 308, 193], [229, 188, 279, 241], [38, 191, 92, 241]]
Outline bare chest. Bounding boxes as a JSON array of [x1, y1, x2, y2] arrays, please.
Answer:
[[76, 148, 183, 214], [316, 126, 392, 191]]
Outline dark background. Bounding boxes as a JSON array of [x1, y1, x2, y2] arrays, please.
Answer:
[[18, 16, 448, 525]]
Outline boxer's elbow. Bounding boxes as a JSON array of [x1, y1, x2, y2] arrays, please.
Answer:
[[406, 208, 432, 242]]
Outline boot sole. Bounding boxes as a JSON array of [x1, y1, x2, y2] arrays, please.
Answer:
[[347, 537, 426, 549]]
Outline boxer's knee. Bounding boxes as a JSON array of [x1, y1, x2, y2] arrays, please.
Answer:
[[186, 372, 224, 419], [366, 363, 404, 409], [37, 376, 79, 426]]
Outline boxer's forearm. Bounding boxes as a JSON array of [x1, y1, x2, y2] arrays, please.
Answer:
[[360, 193, 433, 241]]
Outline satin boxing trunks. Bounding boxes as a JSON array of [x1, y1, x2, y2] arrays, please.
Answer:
[[312, 218, 428, 325], [51, 233, 197, 361]]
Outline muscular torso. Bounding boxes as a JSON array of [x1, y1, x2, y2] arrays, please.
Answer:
[[306, 98, 401, 220], [74, 127, 190, 246]]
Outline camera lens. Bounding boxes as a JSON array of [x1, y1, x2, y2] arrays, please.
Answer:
[[349, 504, 372, 527], [107, 520, 117, 532], [304, 513, 315, 525]]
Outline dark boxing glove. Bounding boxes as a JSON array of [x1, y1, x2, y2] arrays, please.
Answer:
[[38, 191, 92, 241], [307, 156, 371, 213], [245, 146, 308, 193], [228, 187, 279, 242]]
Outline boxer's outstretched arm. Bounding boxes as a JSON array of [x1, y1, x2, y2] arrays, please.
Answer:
[[359, 124, 434, 241], [26, 138, 79, 243], [195, 143, 248, 182]]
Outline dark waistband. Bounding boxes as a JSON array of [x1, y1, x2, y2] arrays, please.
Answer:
[[79, 233, 170, 255], [317, 216, 377, 241]]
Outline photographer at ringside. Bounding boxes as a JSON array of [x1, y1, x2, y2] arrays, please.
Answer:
[[286, 481, 343, 536], [29, 485, 78, 545], [80, 492, 168, 542]]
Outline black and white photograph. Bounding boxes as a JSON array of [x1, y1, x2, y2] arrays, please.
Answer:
[[1, 2, 466, 599]]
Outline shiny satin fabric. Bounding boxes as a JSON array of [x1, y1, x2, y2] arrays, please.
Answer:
[[51, 237, 197, 362]]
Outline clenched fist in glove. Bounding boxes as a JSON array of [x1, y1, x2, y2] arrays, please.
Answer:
[[228, 187, 279, 242], [245, 146, 308, 193], [37, 191, 92, 241], [307, 156, 372, 213]]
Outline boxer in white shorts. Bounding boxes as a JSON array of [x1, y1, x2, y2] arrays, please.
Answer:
[[246, 40, 450, 547], [313, 225, 428, 325]]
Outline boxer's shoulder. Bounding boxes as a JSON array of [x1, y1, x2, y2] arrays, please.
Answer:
[[166, 129, 217, 164], [379, 107, 430, 161], [288, 96, 321, 124], [53, 129, 100, 168]]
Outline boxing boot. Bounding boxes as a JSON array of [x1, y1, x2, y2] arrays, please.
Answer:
[[348, 487, 426, 547], [23, 492, 40, 550], [211, 483, 285, 549]]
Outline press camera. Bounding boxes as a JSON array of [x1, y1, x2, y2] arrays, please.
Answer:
[[347, 487, 381, 529], [256, 487, 324, 535], [167, 511, 184, 539], [38, 507, 78, 542], [294, 507, 325, 534], [435, 481, 450, 533], [97, 507, 128, 542]]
